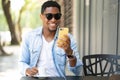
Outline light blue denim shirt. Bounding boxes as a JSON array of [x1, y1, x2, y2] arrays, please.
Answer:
[[19, 27, 83, 78]]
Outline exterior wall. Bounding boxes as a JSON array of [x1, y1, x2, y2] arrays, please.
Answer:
[[56, 0, 120, 57], [64, 0, 73, 33], [77, 0, 120, 56], [118, 0, 120, 54], [56, 0, 73, 33]]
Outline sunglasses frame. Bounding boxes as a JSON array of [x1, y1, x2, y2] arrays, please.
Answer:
[[44, 13, 62, 20]]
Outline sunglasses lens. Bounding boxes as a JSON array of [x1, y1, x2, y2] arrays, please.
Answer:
[[45, 14, 53, 20], [54, 13, 61, 20]]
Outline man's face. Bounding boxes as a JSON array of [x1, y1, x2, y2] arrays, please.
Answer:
[[40, 7, 61, 32]]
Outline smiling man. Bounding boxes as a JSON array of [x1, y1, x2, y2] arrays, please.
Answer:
[[20, 1, 83, 79]]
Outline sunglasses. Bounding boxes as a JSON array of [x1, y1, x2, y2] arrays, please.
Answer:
[[44, 13, 62, 20]]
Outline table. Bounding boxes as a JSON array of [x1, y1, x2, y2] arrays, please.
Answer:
[[20, 76, 109, 80]]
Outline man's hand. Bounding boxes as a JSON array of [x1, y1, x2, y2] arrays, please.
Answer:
[[57, 35, 72, 55], [26, 67, 38, 76], [57, 35, 77, 67]]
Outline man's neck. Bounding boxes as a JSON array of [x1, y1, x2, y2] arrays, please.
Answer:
[[42, 29, 56, 42]]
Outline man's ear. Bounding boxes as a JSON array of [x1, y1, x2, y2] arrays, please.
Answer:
[[40, 14, 44, 20]]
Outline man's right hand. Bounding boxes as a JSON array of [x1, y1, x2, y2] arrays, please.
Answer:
[[25, 67, 38, 76]]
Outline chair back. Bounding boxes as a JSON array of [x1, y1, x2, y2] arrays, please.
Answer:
[[82, 54, 120, 76]]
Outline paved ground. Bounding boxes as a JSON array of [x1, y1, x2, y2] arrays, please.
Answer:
[[0, 45, 75, 80], [0, 45, 21, 80]]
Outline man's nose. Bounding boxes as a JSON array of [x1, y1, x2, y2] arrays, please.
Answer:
[[50, 17, 57, 21]]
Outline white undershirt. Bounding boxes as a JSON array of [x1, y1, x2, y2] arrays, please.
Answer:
[[35, 35, 59, 77]]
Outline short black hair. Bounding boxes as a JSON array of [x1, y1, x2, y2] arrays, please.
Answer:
[[41, 1, 61, 14]]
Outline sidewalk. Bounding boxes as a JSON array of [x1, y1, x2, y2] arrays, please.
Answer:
[[0, 45, 21, 80], [0, 45, 75, 80]]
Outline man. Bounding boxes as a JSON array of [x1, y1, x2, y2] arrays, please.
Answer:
[[20, 1, 83, 78]]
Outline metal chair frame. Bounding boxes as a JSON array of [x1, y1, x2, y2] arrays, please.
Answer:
[[82, 54, 120, 76]]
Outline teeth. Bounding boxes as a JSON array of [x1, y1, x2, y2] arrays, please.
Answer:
[[50, 23, 56, 26]]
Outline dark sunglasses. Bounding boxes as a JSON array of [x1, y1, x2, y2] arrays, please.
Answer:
[[44, 13, 62, 20]]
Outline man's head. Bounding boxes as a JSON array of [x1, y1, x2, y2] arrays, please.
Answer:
[[40, 1, 62, 32], [41, 1, 61, 14]]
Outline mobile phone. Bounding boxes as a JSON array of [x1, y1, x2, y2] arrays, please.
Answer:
[[58, 28, 69, 38]]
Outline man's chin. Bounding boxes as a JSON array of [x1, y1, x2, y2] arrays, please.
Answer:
[[49, 29, 57, 32]]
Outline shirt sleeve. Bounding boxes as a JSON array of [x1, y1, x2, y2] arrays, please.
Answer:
[[19, 33, 31, 76], [67, 34, 83, 76]]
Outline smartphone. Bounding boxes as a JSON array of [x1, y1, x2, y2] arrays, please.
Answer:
[[58, 28, 69, 38]]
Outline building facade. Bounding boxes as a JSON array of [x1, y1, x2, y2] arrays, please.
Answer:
[[55, 0, 120, 58]]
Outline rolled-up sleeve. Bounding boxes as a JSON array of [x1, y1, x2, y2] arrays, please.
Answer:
[[67, 34, 83, 76], [19, 33, 31, 76]]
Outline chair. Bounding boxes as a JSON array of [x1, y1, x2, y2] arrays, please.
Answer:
[[82, 54, 120, 76]]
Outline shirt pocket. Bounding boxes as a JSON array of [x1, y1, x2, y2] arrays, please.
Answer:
[[55, 48, 66, 66], [29, 47, 39, 66]]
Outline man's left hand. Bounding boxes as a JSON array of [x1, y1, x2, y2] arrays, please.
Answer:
[[57, 35, 73, 56]]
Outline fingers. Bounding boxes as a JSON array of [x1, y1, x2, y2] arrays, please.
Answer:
[[57, 41, 68, 50], [59, 35, 70, 42], [31, 67, 38, 75], [57, 35, 70, 50], [26, 67, 38, 76]]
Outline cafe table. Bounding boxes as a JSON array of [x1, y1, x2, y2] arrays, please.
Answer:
[[20, 76, 109, 80]]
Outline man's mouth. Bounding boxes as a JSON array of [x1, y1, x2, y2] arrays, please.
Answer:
[[49, 23, 57, 26]]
